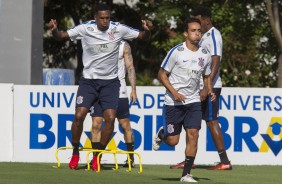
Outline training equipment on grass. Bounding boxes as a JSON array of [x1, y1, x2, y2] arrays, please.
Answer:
[[55, 146, 143, 173]]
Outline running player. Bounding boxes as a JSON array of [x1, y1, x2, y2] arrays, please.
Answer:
[[170, 6, 232, 171], [153, 18, 215, 182]]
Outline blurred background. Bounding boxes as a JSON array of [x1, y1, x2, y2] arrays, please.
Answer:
[[1, 0, 282, 87]]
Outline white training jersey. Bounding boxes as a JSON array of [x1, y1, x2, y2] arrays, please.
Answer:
[[199, 27, 222, 88], [67, 21, 139, 80], [118, 41, 128, 98], [161, 42, 211, 106]]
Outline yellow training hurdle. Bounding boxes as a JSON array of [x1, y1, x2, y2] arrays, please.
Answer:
[[55, 146, 142, 173]]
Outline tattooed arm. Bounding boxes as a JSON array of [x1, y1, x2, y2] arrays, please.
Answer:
[[123, 42, 137, 104]]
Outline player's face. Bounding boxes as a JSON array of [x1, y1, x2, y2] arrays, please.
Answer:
[[194, 15, 207, 33], [95, 10, 111, 31], [184, 22, 201, 45]]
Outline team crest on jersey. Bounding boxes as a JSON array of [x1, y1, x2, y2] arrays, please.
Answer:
[[108, 32, 115, 40], [76, 96, 83, 104], [87, 27, 94, 31], [108, 27, 118, 40], [207, 33, 210, 36], [177, 46, 184, 51], [198, 57, 204, 68], [167, 124, 175, 134], [202, 49, 207, 54]]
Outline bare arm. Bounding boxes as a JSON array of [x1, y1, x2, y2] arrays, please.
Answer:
[[203, 74, 216, 102], [158, 68, 185, 103], [123, 42, 137, 104], [137, 20, 153, 41], [48, 19, 69, 41], [210, 55, 221, 82]]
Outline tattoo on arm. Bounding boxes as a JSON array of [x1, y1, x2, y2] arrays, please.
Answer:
[[124, 43, 136, 90]]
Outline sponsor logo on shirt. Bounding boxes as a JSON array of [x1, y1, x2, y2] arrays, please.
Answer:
[[202, 49, 207, 54], [87, 27, 94, 31], [177, 46, 184, 51]]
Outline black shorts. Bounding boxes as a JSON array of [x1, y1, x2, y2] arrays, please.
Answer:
[[201, 88, 221, 122], [163, 102, 202, 136], [76, 77, 120, 110], [90, 98, 130, 119]]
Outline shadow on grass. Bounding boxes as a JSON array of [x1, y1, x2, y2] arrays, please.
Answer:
[[77, 163, 130, 171], [157, 176, 211, 182], [193, 165, 213, 169]]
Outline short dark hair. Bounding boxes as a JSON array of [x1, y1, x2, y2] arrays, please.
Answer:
[[183, 17, 201, 32], [192, 6, 212, 18], [94, 3, 111, 15]]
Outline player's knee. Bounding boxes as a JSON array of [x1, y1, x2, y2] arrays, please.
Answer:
[[206, 120, 218, 128], [166, 137, 179, 146], [104, 114, 115, 123], [74, 111, 87, 123]]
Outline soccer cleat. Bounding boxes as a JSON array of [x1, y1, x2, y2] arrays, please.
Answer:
[[123, 159, 135, 168], [169, 161, 196, 169], [208, 162, 232, 170], [180, 174, 197, 182], [91, 155, 100, 171], [69, 154, 79, 169], [152, 126, 164, 151]]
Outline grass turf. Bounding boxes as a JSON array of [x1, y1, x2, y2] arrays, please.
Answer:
[[0, 163, 281, 184]]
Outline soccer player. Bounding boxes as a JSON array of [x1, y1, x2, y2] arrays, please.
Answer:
[[170, 6, 232, 171], [90, 40, 137, 169], [193, 6, 232, 170], [48, 3, 152, 170], [152, 18, 215, 182]]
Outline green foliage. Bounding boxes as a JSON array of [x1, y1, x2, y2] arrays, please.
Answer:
[[43, 0, 282, 87]]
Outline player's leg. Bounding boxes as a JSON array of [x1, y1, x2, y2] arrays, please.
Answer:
[[180, 102, 201, 182], [69, 78, 98, 169], [92, 78, 120, 171], [203, 88, 231, 170], [153, 105, 184, 150], [91, 116, 103, 146], [180, 128, 199, 182], [90, 102, 103, 151], [118, 118, 135, 167], [116, 98, 135, 167]]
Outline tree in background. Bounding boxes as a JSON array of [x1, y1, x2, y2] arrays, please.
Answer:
[[266, 0, 282, 87], [43, 0, 282, 87]]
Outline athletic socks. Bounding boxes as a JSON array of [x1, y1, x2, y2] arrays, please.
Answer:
[[91, 142, 100, 157], [218, 150, 230, 164], [182, 156, 195, 177], [126, 142, 134, 161], [72, 142, 80, 155]]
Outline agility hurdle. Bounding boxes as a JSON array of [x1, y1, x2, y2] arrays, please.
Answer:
[[55, 146, 142, 173], [85, 149, 142, 173]]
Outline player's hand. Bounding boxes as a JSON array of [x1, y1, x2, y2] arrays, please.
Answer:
[[130, 89, 137, 104], [141, 20, 153, 31], [199, 89, 208, 102], [48, 19, 58, 31], [173, 92, 185, 103], [208, 91, 216, 102]]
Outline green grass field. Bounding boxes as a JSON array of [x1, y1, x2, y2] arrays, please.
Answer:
[[0, 162, 281, 184]]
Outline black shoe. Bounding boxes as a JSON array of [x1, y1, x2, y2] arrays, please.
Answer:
[[123, 160, 135, 168]]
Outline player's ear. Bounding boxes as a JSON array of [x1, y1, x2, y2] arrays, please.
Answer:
[[183, 31, 188, 38]]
